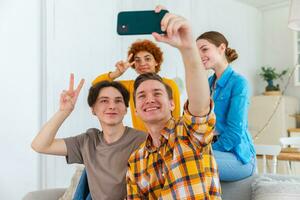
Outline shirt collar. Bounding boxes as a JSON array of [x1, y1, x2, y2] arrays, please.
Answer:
[[144, 118, 176, 157], [215, 65, 233, 88]]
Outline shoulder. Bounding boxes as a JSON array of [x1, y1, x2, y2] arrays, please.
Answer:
[[119, 79, 134, 84], [64, 128, 99, 144], [128, 142, 147, 163], [230, 70, 248, 85], [86, 128, 100, 135], [229, 71, 249, 92], [79, 128, 100, 140], [162, 77, 177, 86], [162, 77, 180, 92], [126, 127, 147, 140]]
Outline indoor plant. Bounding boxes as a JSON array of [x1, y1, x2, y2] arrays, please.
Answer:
[[259, 66, 288, 92]]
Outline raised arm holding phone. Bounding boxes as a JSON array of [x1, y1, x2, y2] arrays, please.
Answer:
[[126, 6, 221, 199]]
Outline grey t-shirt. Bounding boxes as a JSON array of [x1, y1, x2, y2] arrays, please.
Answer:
[[64, 127, 146, 200]]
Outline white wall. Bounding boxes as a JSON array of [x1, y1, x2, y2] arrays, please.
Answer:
[[261, 5, 300, 103], [0, 0, 40, 199]]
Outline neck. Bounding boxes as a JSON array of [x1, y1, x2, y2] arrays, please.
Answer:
[[214, 60, 228, 79], [145, 117, 170, 147], [101, 123, 126, 144]]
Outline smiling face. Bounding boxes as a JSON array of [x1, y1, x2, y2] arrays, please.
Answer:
[[196, 39, 226, 70], [92, 87, 127, 127], [134, 80, 174, 125], [133, 51, 158, 74]]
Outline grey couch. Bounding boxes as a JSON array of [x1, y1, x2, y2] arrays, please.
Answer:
[[23, 174, 300, 200]]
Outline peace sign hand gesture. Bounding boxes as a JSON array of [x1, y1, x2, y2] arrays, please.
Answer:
[[59, 74, 85, 113], [109, 54, 135, 79]]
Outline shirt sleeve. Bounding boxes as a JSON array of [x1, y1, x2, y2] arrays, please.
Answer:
[[63, 134, 86, 164], [92, 72, 113, 86], [126, 163, 142, 200], [91, 72, 133, 94], [183, 99, 216, 148], [212, 78, 249, 151]]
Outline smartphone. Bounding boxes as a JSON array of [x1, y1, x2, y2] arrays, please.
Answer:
[[117, 10, 169, 35]]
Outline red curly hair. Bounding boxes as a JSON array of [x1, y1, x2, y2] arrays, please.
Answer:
[[128, 39, 163, 73]]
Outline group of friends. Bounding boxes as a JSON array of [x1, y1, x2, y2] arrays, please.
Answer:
[[31, 7, 256, 200]]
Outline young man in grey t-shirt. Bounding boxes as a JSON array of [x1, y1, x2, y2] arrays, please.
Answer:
[[31, 74, 146, 200]]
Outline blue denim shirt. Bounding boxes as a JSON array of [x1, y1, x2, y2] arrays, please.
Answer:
[[209, 66, 255, 164]]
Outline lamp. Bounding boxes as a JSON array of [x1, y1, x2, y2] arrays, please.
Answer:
[[288, 0, 300, 31]]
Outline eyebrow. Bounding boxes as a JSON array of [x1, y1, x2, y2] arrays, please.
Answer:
[[136, 88, 164, 95], [199, 45, 208, 49], [97, 96, 123, 100], [153, 88, 163, 92], [134, 54, 152, 59]]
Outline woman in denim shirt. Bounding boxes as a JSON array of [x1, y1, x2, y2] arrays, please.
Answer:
[[196, 31, 256, 181]]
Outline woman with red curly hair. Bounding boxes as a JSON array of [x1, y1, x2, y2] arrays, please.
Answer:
[[92, 39, 180, 132]]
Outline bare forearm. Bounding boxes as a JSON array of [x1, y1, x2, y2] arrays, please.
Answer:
[[31, 110, 70, 154], [109, 71, 119, 80], [180, 45, 210, 116]]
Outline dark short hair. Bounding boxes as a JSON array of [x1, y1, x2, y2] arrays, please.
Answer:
[[133, 73, 173, 105], [87, 81, 129, 107]]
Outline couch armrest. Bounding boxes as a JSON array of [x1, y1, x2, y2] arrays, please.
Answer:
[[22, 188, 66, 200]]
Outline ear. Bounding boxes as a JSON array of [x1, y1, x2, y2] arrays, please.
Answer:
[[91, 107, 96, 115], [219, 43, 226, 54]]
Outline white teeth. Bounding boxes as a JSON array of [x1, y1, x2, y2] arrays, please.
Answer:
[[145, 107, 158, 112]]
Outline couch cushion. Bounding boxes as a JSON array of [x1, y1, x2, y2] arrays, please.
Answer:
[[22, 188, 66, 200], [221, 175, 256, 200], [251, 174, 300, 200], [58, 165, 84, 200]]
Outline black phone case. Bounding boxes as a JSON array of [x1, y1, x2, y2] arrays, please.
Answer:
[[117, 10, 168, 35]]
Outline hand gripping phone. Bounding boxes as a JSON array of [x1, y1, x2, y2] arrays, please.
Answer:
[[117, 10, 169, 35]]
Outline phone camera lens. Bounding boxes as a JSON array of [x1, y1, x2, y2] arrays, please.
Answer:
[[118, 24, 128, 34]]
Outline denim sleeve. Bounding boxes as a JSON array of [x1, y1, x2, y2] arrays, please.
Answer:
[[212, 78, 249, 152]]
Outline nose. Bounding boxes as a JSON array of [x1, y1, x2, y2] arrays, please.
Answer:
[[138, 59, 146, 66], [145, 94, 155, 104], [108, 101, 116, 109]]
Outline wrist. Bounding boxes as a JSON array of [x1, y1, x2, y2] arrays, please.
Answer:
[[179, 43, 198, 55], [57, 109, 72, 117], [109, 71, 120, 80]]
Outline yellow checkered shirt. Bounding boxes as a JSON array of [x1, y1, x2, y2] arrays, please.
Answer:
[[126, 101, 221, 199]]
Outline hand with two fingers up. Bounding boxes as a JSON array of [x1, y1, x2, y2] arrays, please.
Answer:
[[109, 53, 135, 79], [60, 73, 85, 113]]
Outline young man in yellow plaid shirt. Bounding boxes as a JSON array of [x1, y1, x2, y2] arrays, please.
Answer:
[[126, 6, 222, 200]]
